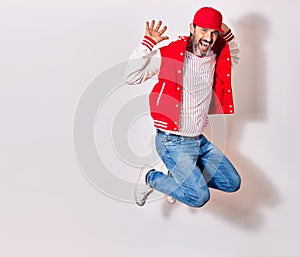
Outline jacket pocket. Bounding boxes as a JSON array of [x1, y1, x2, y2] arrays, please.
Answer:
[[156, 82, 166, 106]]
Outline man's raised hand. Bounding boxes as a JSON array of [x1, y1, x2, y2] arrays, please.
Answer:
[[220, 23, 230, 35], [145, 20, 169, 44]]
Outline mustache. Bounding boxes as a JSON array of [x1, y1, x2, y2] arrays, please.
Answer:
[[199, 39, 213, 45]]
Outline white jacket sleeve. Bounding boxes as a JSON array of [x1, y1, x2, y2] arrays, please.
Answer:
[[223, 29, 240, 67], [124, 36, 162, 85]]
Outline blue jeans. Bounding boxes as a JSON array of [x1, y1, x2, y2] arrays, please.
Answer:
[[147, 130, 241, 207]]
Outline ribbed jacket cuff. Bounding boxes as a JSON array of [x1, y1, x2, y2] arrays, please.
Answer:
[[222, 29, 234, 42], [141, 36, 157, 51]]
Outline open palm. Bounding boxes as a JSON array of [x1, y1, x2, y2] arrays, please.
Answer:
[[145, 20, 169, 44]]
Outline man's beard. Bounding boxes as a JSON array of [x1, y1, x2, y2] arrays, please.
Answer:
[[192, 36, 213, 56]]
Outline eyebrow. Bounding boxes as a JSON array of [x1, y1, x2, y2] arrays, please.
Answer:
[[202, 28, 219, 33]]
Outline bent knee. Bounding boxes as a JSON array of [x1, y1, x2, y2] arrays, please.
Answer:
[[227, 175, 241, 192], [186, 191, 210, 208]]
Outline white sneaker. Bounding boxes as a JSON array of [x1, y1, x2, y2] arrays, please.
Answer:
[[165, 194, 176, 204], [165, 170, 176, 204], [134, 166, 154, 206]]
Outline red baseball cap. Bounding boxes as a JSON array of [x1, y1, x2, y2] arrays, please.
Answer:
[[193, 7, 223, 33]]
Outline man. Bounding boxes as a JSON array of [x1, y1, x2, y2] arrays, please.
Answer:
[[124, 7, 241, 207]]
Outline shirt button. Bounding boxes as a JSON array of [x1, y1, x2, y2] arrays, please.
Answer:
[[227, 74, 230, 77], [177, 87, 180, 90], [174, 127, 177, 130], [228, 89, 231, 93], [176, 104, 179, 107], [229, 105, 233, 108], [175, 122, 178, 125], [178, 70, 182, 74], [230, 110, 233, 113], [227, 58, 230, 61], [180, 52, 184, 56]]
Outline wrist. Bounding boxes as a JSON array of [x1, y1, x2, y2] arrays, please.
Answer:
[[141, 35, 158, 51], [222, 29, 234, 42]]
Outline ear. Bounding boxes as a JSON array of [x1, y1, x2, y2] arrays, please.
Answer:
[[189, 23, 195, 35]]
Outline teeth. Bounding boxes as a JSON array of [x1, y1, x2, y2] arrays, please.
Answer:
[[200, 41, 208, 48]]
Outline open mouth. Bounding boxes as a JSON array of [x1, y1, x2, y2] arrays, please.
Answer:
[[198, 39, 212, 52], [200, 41, 209, 48]]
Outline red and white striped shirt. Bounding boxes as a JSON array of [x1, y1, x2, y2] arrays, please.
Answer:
[[171, 51, 217, 136]]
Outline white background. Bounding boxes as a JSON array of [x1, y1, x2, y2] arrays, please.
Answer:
[[1, 0, 300, 256]]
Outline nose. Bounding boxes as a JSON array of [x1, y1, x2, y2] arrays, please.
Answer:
[[203, 31, 212, 42]]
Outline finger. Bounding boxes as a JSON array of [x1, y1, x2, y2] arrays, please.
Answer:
[[149, 20, 155, 31], [159, 25, 167, 34], [145, 21, 150, 33], [154, 20, 162, 31], [145, 21, 149, 32], [161, 36, 169, 41]]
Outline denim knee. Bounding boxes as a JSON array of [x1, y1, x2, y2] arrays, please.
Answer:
[[185, 190, 210, 208], [227, 174, 241, 192]]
